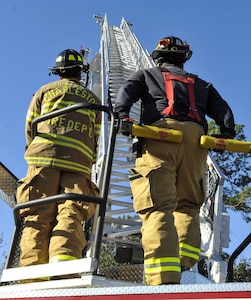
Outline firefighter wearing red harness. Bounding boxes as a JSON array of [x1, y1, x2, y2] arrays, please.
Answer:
[[114, 36, 236, 285]]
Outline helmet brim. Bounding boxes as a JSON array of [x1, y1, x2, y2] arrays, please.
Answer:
[[49, 64, 83, 71], [151, 49, 192, 62]]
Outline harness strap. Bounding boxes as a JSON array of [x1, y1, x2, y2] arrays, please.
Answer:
[[162, 72, 202, 122], [162, 73, 179, 116]]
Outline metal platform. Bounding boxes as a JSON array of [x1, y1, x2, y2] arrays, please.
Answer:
[[1, 274, 251, 299]]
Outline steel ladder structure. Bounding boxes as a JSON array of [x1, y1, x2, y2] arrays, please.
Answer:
[[90, 14, 155, 244]]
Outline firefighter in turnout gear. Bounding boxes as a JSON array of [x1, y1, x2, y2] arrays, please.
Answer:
[[114, 36, 236, 285], [16, 49, 101, 281]]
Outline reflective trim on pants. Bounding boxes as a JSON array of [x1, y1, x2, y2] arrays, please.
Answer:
[[179, 242, 200, 261], [144, 257, 181, 274], [49, 254, 77, 263]]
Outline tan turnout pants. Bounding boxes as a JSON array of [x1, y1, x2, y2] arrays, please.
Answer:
[[16, 166, 98, 268], [130, 119, 207, 285]]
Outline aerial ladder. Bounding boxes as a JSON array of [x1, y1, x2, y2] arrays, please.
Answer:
[[0, 14, 251, 299]]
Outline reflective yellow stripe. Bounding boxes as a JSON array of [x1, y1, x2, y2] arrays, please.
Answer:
[[33, 134, 94, 160], [68, 54, 77, 61], [41, 100, 96, 123], [179, 242, 200, 260], [146, 265, 180, 273], [25, 157, 91, 174], [26, 109, 40, 122], [49, 255, 77, 263], [144, 257, 180, 274], [94, 123, 101, 135], [27, 100, 100, 134]]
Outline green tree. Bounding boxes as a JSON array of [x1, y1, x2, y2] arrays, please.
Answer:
[[208, 121, 251, 222], [233, 256, 251, 282], [99, 243, 120, 268]]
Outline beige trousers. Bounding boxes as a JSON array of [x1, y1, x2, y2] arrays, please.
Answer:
[[16, 166, 98, 267], [130, 119, 207, 285]]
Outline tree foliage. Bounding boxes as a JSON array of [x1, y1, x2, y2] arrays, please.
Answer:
[[208, 121, 251, 222], [99, 243, 120, 268], [233, 256, 251, 282]]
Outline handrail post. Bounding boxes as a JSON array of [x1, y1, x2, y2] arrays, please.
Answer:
[[227, 233, 251, 282]]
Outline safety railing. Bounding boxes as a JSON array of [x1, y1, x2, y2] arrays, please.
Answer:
[[227, 232, 251, 282]]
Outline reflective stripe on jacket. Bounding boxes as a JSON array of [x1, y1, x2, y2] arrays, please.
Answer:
[[24, 78, 101, 174]]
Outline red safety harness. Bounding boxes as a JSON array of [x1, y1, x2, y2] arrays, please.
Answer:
[[161, 72, 202, 122]]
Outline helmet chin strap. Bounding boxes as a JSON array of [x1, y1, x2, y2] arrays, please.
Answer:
[[155, 57, 184, 69], [159, 61, 184, 69]]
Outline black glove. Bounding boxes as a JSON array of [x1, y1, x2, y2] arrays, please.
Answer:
[[120, 117, 136, 136], [211, 133, 234, 139]]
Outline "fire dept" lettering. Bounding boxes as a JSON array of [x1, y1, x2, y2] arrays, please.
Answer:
[[47, 117, 93, 137]]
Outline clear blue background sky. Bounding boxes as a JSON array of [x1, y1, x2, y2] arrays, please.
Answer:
[[0, 0, 250, 261]]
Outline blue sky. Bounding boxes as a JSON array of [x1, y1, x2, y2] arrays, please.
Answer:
[[0, 0, 250, 261]]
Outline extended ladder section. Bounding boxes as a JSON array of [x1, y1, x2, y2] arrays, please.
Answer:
[[91, 15, 155, 240]]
